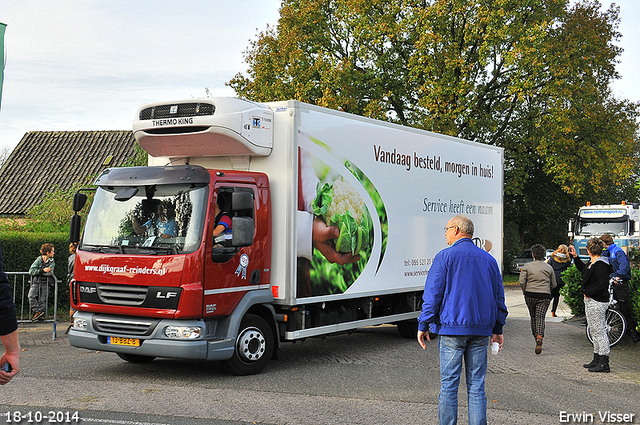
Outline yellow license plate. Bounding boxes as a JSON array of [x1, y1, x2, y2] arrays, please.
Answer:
[[108, 336, 140, 347]]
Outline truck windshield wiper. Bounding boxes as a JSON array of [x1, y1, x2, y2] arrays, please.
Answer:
[[138, 245, 179, 255], [81, 244, 124, 254]]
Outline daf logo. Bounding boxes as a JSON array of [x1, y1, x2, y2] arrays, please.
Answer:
[[170, 105, 178, 114], [79, 286, 96, 294], [156, 291, 178, 299]]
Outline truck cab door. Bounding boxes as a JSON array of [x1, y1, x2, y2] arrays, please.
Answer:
[[203, 185, 263, 316]]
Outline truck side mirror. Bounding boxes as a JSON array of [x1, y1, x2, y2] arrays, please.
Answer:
[[568, 219, 574, 237], [231, 216, 254, 247], [73, 192, 88, 212], [232, 191, 254, 212], [70, 214, 82, 243]]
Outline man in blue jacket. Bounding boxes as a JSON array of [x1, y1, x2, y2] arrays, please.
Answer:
[[600, 234, 639, 343], [418, 215, 508, 425]]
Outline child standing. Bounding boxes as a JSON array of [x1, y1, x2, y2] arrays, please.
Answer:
[[28, 243, 55, 321]]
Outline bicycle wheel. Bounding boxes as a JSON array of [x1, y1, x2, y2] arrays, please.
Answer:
[[586, 308, 627, 347], [605, 308, 626, 347]]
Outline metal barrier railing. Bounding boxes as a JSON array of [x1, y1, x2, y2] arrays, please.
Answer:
[[6, 272, 58, 340]]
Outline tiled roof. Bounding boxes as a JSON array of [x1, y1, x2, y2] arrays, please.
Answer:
[[0, 130, 137, 215]]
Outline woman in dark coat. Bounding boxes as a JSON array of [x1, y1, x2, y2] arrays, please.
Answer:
[[546, 244, 572, 317]]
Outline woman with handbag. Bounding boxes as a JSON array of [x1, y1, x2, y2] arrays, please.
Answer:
[[519, 244, 557, 354]]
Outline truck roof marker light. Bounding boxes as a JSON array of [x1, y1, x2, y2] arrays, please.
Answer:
[[622, 201, 626, 205], [586, 202, 591, 206]]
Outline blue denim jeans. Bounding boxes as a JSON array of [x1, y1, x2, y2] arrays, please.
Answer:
[[438, 335, 490, 425]]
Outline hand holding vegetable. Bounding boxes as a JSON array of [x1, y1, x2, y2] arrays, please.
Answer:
[[312, 177, 372, 256], [312, 218, 361, 265]]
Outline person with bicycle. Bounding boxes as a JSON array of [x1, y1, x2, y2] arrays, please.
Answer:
[[569, 239, 612, 373], [600, 234, 639, 343]]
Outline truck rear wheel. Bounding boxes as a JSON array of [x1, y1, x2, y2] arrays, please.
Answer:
[[222, 314, 274, 376], [116, 353, 156, 363]]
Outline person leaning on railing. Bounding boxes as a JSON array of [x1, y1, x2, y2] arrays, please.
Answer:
[[0, 243, 20, 384], [28, 243, 55, 321]]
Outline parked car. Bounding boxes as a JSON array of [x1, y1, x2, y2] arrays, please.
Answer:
[[509, 250, 532, 274], [509, 249, 555, 274]]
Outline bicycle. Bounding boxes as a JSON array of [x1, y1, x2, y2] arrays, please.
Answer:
[[585, 279, 626, 347]]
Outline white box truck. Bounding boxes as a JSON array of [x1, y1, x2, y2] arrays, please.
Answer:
[[68, 98, 503, 374], [569, 202, 640, 260]]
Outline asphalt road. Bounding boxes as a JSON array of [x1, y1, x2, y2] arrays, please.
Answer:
[[1, 288, 639, 425]]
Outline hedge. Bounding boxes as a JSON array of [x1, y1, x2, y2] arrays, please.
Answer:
[[559, 266, 584, 316], [1, 231, 71, 310], [560, 264, 640, 333]]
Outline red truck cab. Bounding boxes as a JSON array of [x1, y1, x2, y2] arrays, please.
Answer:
[[69, 165, 277, 375]]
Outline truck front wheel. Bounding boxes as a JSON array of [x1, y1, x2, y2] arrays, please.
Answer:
[[222, 314, 274, 375]]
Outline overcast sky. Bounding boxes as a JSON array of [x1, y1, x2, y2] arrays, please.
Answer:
[[1, 0, 638, 154]]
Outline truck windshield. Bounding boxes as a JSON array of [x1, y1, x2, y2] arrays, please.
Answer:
[[80, 185, 208, 255], [577, 219, 627, 237]]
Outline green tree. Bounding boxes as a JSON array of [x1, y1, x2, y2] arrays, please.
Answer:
[[123, 142, 149, 167], [25, 180, 95, 233], [502, 1, 640, 245], [229, 0, 640, 250]]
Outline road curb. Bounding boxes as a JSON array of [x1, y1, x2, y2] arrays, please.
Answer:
[[17, 322, 70, 346]]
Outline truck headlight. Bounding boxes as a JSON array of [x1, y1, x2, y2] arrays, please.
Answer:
[[73, 317, 88, 330], [165, 326, 202, 339]]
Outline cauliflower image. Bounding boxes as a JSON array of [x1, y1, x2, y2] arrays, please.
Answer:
[[312, 177, 372, 255]]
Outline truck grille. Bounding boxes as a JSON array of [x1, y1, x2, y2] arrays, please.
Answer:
[[139, 102, 215, 120], [78, 283, 181, 309], [98, 284, 147, 306], [94, 316, 159, 336]]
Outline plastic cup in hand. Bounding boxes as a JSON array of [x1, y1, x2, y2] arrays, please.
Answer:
[[491, 342, 499, 355]]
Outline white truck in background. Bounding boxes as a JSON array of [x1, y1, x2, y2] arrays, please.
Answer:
[[569, 202, 640, 260], [68, 97, 504, 374]]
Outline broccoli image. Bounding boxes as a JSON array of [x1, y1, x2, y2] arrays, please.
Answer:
[[312, 177, 372, 255]]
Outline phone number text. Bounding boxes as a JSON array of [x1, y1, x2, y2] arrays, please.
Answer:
[[403, 258, 432, 267]]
